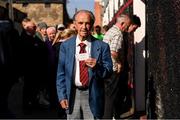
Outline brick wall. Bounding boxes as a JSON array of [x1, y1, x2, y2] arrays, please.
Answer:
[[147, 0, 180, 118], [94, 1, 102, 27], [13, 3, 63, 26]]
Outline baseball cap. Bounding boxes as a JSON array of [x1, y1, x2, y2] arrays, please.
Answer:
[[57, 24, 65, 30]]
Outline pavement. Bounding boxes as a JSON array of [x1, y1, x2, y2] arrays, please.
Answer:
[[8, 79, 61, 119], [7, 79, 144, 119]]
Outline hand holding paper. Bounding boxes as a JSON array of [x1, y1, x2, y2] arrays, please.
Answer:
[[85, 58, 97, 68]]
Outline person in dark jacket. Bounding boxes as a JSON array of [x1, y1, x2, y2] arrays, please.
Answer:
[[0, 18, 20, 118], [19, 20, 49, 114]]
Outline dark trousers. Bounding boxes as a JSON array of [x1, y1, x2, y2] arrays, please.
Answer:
[[0, 77, 15, 118], [22, 76, 40, 113], [103, 72, 121, 119], [104, 71, 129, 119]]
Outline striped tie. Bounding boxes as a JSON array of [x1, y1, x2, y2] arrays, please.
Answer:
[[79, 43, 89, 87]]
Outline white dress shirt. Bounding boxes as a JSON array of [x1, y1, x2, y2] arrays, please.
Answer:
[[74, 35, 91, 87]]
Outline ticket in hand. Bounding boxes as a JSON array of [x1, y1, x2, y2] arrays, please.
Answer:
[[76, 53, 89, 61]]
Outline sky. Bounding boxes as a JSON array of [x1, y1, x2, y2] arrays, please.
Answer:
[[66, 0, 94, 18]]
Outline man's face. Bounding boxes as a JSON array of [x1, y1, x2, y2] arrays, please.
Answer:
[[40, 28, 47, 37], [47, 29, 56, 41], [95, 27, 101, 34], [122, 19, 131, 32], [127, 24, 139, 33], [26, 22, 36, 35], [74, 12, 92, 40]]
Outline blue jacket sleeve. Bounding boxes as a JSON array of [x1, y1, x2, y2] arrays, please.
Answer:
[[56, 43, 67, 102]]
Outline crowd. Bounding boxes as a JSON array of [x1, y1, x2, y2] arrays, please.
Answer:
[[0, 9, 140, 119]]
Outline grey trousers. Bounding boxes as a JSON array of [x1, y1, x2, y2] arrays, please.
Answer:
[[67, 88, 94, 119]]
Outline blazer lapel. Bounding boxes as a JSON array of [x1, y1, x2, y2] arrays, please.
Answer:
[[89, 37, 101, 81], [68, 36, 76, 77]]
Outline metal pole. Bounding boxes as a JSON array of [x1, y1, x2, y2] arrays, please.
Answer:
[[8, 0, 14, 21]]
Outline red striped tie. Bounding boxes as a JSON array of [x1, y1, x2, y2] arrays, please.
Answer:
[[79, 43, 89, 87]]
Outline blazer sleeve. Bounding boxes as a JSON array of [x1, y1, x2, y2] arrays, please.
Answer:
[[56, 43, 67, 102], [94, 42, 113, 79]]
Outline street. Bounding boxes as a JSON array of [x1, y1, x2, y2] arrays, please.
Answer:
[[8, 79, 60, 119]]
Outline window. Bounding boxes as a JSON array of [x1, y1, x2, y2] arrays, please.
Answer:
[[22, 3, 28, 7]]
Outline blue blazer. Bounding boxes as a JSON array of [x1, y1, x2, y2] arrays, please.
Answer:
[[56, 35, 113, 118]]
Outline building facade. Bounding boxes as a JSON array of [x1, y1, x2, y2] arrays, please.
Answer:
[[101, 0, 133, 26], [8, 0, 69, 26]]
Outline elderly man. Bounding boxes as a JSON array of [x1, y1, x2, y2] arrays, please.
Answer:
[[56, 10, 113, 119], [103, 14, 141, 119], [103, 14, 131, 119], [46, 26, 57, 42]]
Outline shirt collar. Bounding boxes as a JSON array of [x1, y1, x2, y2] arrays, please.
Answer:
[[76, 35, 91, 47]]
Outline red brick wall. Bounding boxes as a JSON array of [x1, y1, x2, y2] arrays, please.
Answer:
[[94, 1, 102, 27]]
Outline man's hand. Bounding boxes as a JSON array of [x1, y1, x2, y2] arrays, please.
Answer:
[[111, 51, 118, 59], [60, 99, 69, 109], [116, 62, 122, 73], [85, 58, 97, 68]]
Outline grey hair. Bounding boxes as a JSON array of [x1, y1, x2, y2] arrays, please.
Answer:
[[73, 10, 95, 25], [47, 26, 56, 32], [116, 14, 130, 24]]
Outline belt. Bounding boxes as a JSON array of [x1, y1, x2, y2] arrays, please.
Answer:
[[76, 86, 89, 91]]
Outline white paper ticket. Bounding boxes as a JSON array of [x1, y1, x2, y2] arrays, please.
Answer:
[[76, 53, 89, 61]]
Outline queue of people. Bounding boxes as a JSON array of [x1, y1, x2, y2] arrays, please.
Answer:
[[0, 9, 140, 119], [19, 19, 77, 118]]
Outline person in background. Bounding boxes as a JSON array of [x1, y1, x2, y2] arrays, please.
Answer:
[[44, 26, 57, 111], [115, 14, 141, 119], [39, 27, 56, 108], [53, 28, 76, 45], [93, 25, 104, 40], [56, 10, 113, 119], [127, 15, 141, 33], [20, 18, 31, 40], [36, 22, 48, 42], [53, 28, 76, 67], [19, 20, 49, 114], [21, 18, 31, 30], [57, 24, 65, 33], [103, 14, 131, 119], [52, 28, 76, 55], [66, 19, 76, 31], [102, 25, 109, 35], [0, 12, 20, 118], [46, 26, 57, 43], [53, 28, 76, 65], [52, 28, 76, 118]]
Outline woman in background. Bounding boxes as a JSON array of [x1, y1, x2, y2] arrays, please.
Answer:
[[52, 28, 76, 63], [52, 28, 76, 118]]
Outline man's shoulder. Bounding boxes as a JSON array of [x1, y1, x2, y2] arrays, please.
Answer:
[[104, 26, 122, 40], [60, 35, 76, 47], [106, 25, 121, 34], [92, 36, 108, 47]]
